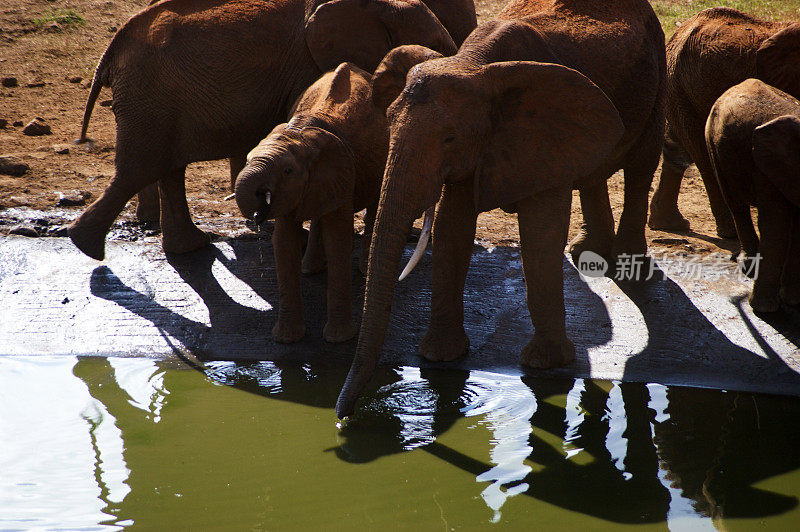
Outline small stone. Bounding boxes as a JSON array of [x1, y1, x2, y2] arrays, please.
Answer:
[[27, 81, 45, 88], [0, 119, 7, 128], [61, 297, 70, 304], [1, 77, 17, 88], [22, 119, 51, 136], [56, 190, 92, 207], [48, 225, 70, 237], [53, 144, 70, 155], [68, 76, 82, 83], [8, 224, 39, 237], [108, 26, 117, 33], [12, 120, 23, 127], [0, 156, 29, 176], [99, 99, 112, 107]]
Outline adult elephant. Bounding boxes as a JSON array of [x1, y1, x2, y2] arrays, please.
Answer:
[[68, 0, 475, 260], [705, 79, 800, 312], [336, 0, 666, 417], [648, 7, 800, 238]]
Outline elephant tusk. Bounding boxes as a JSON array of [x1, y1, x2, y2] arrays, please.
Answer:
[[266, 191, 271, 205], [398, 205, 435, 281]]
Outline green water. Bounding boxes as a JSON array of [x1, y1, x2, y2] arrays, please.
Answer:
[[1, 356, 799, 529]]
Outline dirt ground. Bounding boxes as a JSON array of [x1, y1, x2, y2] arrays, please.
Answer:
[[0, 0, 739, 257]]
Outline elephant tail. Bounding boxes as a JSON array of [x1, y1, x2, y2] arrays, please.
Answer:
[[78, 35, 118, 144]]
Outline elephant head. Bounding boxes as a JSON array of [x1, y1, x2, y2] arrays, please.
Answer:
[[235, 62, 385, 224], [335, 46, 624, 418], [235, 123, 355, 224], [305, 0, 458, 73], [756, 23, 800, 99], [751, 114, 800, 207]]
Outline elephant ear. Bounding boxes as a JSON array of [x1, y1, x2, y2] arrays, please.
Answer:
[[756, 23, 800, 99], [372, 45, 444, 109], [305, 0, 456, 74], [752, 115, 800, 207], [473, 61, 624, 212], [294, 126, 356, 221]]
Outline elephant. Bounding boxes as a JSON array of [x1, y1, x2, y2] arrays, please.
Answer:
[[705, 78, 800, 313], [335, 0, 666, 418], [234, 62, 390, 343], [68, 0, 475, 261], [648, 7, 800, 239]]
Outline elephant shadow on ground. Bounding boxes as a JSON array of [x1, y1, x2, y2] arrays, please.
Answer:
[[615, 265, 800, 395]]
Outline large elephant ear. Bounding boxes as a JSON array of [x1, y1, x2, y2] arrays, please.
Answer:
[[756, 23, 800, 99], [372, 45, 443, 109], [305, 0, 456, 74], [752, 115, 800, 207], [294, 126, 356, 220], [473, 61, 624, 212]]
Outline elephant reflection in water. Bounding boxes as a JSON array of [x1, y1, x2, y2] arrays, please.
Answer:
[[68, 358, 800, 526]]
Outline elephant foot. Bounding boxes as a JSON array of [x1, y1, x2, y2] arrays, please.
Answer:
[[715, 221, 738, 240], [162, 227, 210, 254], [419, 325, 470, 362], [750, 289, 781, 314], [68, 220, 108, 261], [568, 228, 614, 266], [647, 203, 690, 232], [301, 252, 326, 275], [272, 320, 306, 344], [520, 333, 575, 369], [323, 320, 358, 343]]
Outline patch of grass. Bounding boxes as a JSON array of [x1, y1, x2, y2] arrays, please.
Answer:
[[31, 9, 86, 30], [651, 1, 800, 39]]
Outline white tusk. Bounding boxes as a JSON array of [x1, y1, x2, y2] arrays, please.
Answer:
[[398, 206, 435, 281], [266, 191, 271, 205], [223, 193, 235, 201]]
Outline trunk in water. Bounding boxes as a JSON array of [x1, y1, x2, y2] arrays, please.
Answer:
[[336, 158, 439, 418]]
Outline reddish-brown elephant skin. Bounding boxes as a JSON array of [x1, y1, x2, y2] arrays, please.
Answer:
[[234, 63, 393, 344], [649, 7, 800, 238], [705, 79, 800, 313], [336, 0, 666, 418], [68, 0, 475, 261]]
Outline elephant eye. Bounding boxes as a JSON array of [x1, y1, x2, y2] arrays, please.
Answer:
[[284, 167, 294, 175], [443, 135, 456, 144]]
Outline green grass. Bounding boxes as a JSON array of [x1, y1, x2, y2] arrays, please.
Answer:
[[651, 0, 800, 38], [32, 9, 86, 30]]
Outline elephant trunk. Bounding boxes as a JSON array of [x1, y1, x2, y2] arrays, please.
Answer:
[[336, 150, 441, 418], [234, 163, 271, 224]]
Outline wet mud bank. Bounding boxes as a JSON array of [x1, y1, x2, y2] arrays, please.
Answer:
[[0, 234, 798, 397]]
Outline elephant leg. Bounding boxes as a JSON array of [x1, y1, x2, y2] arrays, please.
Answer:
[[272, 217, 306, 343], [419, 181, 476, 362], [359, 206, 376, 276], [569, 179, 615, 264], [682, 114, 737, 239], [158, 166, 211, 254], [751, 195, 792, 313], [136, 184, 161, 224], [649, 128, 692, 231], [616, 119, 662, 259], [229, 154, 246, 192], [731, 204, 760, 278], [518, 185, 575, 369], [301, 220, 327, 274], [321, 205, 357, 343], [69, 158, 164, 261], [780, 211, 800, 306]]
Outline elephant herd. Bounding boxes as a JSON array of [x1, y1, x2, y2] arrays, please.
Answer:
[[66, 0, 799, 417]]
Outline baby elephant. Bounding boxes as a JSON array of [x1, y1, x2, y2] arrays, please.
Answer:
[[235, 63, 387, 343], [706, 78, 800, 312]]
